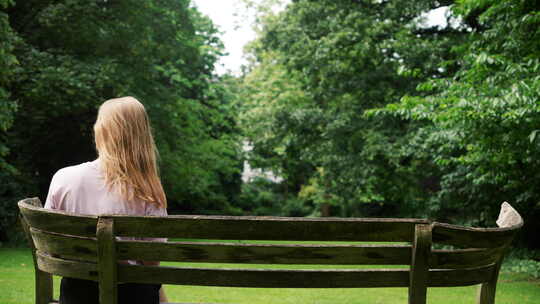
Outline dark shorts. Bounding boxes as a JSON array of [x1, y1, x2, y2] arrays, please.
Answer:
[[59, 277, 160, 304]]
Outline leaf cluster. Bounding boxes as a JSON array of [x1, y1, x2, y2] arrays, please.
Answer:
[[239, 0, 468, 217]]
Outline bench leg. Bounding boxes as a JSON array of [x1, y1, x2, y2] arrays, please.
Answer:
[[409, 224, 431, 304], [477, 262, 502, 304], [20, 212, 53, 304], [35, 270, 53, 304]]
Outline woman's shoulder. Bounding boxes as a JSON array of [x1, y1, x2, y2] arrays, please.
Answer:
[[52, 160, 99, 183], [45, 160, 101, 210]]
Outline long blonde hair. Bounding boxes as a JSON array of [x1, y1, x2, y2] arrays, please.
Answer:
[[94, 96, 167, 208]]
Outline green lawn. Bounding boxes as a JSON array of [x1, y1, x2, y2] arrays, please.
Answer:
[[2, 247, 539, 304]]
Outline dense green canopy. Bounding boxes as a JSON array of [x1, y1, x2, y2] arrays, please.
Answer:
[[240, 0, 466, 216], [1, 0, 539, 251], [239, 0, 539, 248], [0, 0, 242, 242]]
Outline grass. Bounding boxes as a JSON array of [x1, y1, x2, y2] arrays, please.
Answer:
[[2, 247, 539, 304]]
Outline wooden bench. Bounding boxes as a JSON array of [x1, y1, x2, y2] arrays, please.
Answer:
[[18, 197, 523, 304]]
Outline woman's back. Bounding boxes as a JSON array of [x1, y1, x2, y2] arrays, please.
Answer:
[[45, 159, 166, 217], [43, 96, 167, 304]]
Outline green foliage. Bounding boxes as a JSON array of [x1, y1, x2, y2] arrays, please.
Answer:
[[237, 177, 284, 215], [238, 0, 540, 245], [0, 0, 242, 241], [0, 0, 23, 243], [280, 197, 312, 217], [240, 0, 468, 217], [505, 258, 540, 279], [298, 168, 342, 213], [239, 51, 315, 196], [503, 249, 540, 279], [238, 0, 540, 249], [237, 177, 312, 216], [4, 0, 539, 254], [372, 0, 540, 226]]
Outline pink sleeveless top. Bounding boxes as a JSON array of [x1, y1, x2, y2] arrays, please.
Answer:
[[44, 159, 167, 218], [44, 159, 167, 264]]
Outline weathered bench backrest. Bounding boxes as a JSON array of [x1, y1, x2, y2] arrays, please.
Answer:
[[19, 198, 523, 304]]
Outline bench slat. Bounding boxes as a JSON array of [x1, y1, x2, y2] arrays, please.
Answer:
[[35, 251, 496, 289], [431, 248, 503, 269], [31, 228, 97, 262], [36, 252, 98, 281], [31, 227, 504, 269], [432, 223, 517, 248], [20, 203, 97, 237], [112, 216, 428, 242], [117, 241, 412, 265], [30, 227, 413, 266], [118, 265, 411, 288], [429, 265, 496, 287], [116, 264, 496, 288]]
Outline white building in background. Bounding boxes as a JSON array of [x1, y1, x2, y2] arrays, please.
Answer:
[[241, 141, 283, 183]]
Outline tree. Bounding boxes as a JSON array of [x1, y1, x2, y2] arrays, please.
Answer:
[[0, 0, 243, 242], [0, 0, 23, 242], [240, 0, 468, 216], [373, 0, 540, 235]]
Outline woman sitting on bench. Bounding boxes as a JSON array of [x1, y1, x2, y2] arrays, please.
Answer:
[[44, 96, 168, 304]]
